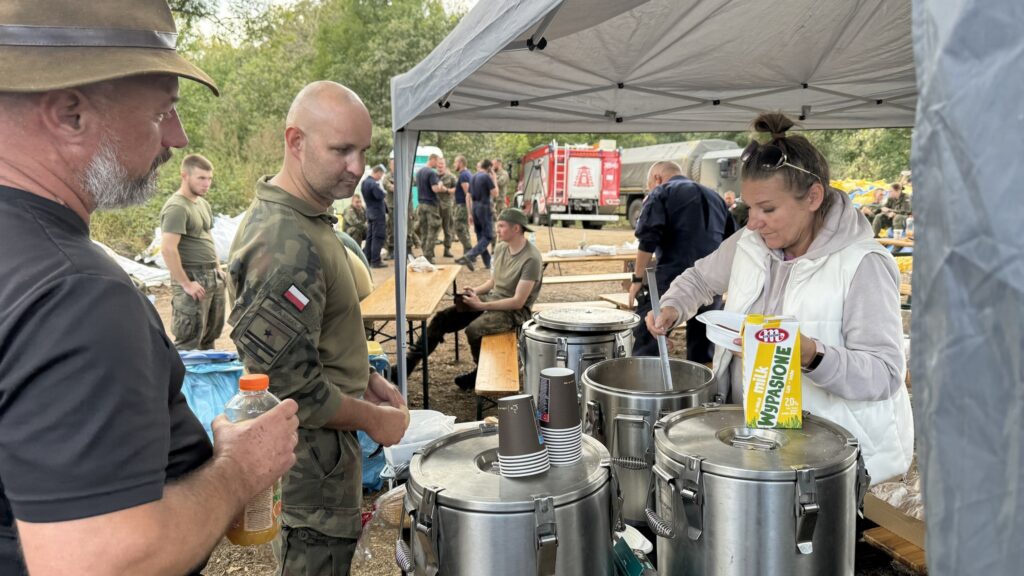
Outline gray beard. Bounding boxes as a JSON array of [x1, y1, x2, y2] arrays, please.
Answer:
[[84, 141, 161, 210]]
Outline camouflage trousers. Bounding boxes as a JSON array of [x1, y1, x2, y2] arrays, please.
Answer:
[[437, 192, 454, 252], [344, 223, 366, 246], [453, 203, 473, 254], [491, 194, 506, 248], [170, 266, 225, 350], [273, 527, 357, 576], [416, 305, 527, 364], [417, 202, 442, 261], [872, 213, 908, 237], [385, 194, 419, 256]]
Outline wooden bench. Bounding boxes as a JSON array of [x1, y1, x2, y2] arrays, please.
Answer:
[[543, 272, 632, 286], [599, 292, 633, 310], [531, 300, 616, 312], [475, 331, 520, 419]]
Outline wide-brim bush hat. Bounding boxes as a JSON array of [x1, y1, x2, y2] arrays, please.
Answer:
[[0, 0, 218, 95]]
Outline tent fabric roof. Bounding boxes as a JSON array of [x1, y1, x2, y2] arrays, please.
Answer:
[[392, 0, 916, 134]]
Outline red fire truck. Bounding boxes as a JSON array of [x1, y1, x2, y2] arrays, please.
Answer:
[[516, 141, 621, 229]]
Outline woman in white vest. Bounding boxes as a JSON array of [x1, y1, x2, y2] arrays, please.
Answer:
[[648, 112, 913, 485]]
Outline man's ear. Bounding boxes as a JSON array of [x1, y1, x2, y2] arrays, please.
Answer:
[[36, 89, 97, 144], [284, 126, 305, 158]]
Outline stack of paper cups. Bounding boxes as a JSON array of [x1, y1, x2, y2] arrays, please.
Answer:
[[538, 367, 583, 466], [496, 394, 550, 478]]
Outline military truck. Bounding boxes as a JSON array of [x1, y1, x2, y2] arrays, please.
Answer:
[[619, 139, 743, 228]]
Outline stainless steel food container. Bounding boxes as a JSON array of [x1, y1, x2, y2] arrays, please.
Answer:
[[647, 405, 869, 576], [580, 357, 716, 525], [520, 307, 639, 401], [396, 424, 620, 576]]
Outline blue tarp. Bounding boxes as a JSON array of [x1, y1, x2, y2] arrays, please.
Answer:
[[180, 356, 243, 441]]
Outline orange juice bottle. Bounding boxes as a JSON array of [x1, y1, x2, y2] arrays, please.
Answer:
[[224, 374, 283, 546]]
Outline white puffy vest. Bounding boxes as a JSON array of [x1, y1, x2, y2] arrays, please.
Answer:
[[713, 229, 914, 484]]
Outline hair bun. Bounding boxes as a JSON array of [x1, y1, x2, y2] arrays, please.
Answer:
[[753, 112, 796, 138]]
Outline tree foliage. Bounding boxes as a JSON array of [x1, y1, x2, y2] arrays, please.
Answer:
[[92, 0, 911, 254]]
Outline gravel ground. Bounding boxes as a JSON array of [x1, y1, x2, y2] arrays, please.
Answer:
[[149, 223, 908, 575]]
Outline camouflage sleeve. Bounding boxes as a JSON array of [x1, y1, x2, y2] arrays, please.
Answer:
[[342, 207, 358, 227], [227, 221, 343, 429]]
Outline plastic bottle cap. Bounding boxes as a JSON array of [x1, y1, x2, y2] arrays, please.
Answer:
[[239, 374, 270, 391]]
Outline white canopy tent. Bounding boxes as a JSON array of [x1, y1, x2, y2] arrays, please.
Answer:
[[388, 2, 1019, 571]]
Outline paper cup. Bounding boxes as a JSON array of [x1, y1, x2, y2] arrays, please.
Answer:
[[497, 394, 545, 457], [538, 367, 581, 429]]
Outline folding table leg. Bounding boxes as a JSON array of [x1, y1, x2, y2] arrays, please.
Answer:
[[420, 320, 429, 410]]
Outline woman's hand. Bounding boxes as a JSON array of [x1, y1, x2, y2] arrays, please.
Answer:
[[645, 306, 679, 336]]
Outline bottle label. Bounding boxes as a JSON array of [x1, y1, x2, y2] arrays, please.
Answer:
[[243, 483, 277, 531]]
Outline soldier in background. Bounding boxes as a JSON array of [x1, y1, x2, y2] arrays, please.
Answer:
[[872, 183, 912, 237], [452, 155, 474, 256], [160, 153, 225, 351], [492, 159, 509, 248], [382, 157, 419, 260], [437, 156, 457, 258], [342, 193, 367, 244], [228, 81, 409, 575]]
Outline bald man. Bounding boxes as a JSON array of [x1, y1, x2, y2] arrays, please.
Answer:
[[227, 81, 409, 574]]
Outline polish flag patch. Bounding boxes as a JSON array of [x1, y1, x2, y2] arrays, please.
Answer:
[[283, 285, 309, 311]]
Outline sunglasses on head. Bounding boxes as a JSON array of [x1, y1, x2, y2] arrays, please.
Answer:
[[742, 140, 823, 184]]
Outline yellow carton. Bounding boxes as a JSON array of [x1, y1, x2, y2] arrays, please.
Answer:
[[742, 314, 802, 429]]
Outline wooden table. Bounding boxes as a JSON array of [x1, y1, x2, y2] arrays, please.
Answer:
[[878, 237, 914, 248], [360, 264, 462, 408]]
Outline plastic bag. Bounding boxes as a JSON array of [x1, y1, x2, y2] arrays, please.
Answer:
[[358, 431, 386, 491], [180, 359, 244, 441], [351, 484, 409, 569], [408, 256, 437, 273]]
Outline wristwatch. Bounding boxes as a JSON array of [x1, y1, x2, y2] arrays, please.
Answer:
[[631, 274, 643, 284], [802, 342, 825, 373]]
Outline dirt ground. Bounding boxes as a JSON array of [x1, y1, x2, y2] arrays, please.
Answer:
[[149, 223, 906, 575]]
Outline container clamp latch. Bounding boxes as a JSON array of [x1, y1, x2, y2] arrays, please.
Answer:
[[555, 337, 569, 368], [534, 496, 559, 576], [414, 486, 442, 575], [794, 468, 819, 555], [678, 455, 705, 541]]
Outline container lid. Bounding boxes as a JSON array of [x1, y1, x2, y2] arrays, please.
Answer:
[[408, 425, 610, 513], [533, 307, 640, 332], [654, 405, 860, 481]]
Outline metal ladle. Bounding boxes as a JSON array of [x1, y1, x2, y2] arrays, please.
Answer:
[[646, 267, 673, 391]]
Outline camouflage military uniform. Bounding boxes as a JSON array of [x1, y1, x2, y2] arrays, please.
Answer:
[[438, 171, 457, 255], [453, 203, 473, 254], [491, 168, 509, 248], [382, 172, 418, 258], [417, 202, 442, 261], [341, 204, 366, 245], [872, 193, 913, 237], [228, 178, 369, 575], [159, 193, 225, 351], [169, 267, 225, 350]]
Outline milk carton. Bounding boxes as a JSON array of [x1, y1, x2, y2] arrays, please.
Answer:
[[742, 315, 802, 429]]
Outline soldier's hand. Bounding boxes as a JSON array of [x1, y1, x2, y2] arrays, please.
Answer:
[[184, 280, 206, 301], [645, 306, 679, 337], [365, 372, 406, 409], [366, 405, 410, 446], [211, 399, 299, 498]]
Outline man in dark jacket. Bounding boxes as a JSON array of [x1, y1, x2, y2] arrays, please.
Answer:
[[629, 161, 735, 361], [361, 165, 387, 267]]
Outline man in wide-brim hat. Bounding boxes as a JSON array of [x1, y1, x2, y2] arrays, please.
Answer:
[[0, 2, 300, 574]]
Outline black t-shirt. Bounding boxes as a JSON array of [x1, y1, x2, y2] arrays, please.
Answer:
[[470, 171, 494, 205], [456, 169, 472, 204], [416, 166, 439, 205], [0, 186, 213, 572]]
